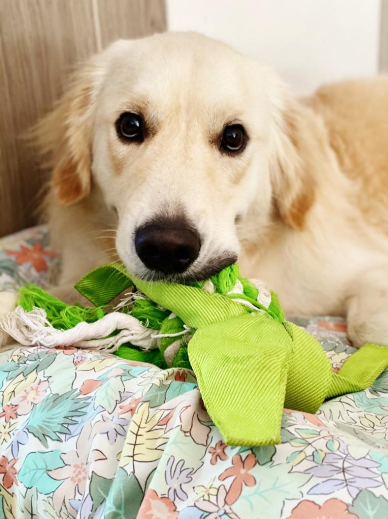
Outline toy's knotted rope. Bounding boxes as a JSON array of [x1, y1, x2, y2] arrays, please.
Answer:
[[2, 306, 157, 349], [2, 262, 388, 446]]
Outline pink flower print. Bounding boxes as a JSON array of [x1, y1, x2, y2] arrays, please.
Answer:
[[289, 498, 359, 519], [15, 380, 49, 415]]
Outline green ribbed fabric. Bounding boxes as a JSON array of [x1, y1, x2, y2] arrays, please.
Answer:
[[327, 343, 388, 398], [283, 322, 333, 413], [75, 263, 133, 307], [133, 277, 248, 329], [189, 313, 292, 445], [69, 263, 388, 445]]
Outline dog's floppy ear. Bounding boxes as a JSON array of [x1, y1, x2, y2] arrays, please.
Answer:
[[269, 96, 317, 230], [35, 64, 101, 206]]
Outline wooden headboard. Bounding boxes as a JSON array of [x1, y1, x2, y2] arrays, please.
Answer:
[[0, 0, 166, 238]]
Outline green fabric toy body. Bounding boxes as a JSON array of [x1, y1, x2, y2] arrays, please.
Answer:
[[7, 263, 388, 447]]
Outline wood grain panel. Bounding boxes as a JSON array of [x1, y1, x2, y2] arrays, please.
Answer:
[[0, 0, 166, 237], [0, 0, 98, 237]]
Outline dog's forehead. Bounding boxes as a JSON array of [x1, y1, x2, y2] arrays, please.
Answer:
[[101, 34, 265, 118]]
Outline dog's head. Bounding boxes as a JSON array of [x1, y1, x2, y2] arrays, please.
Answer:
[[38, 32, 313, 281]]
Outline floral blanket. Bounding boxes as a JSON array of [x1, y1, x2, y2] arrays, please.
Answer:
[[0, 226, 388, 519]]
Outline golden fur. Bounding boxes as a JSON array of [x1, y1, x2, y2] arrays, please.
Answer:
[[308, 78, 388, 233]]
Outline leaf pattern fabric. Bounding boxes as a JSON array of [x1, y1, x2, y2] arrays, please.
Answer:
[[0, 228, 388, 517]]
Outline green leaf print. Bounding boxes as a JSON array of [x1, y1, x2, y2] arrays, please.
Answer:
[[1, 351, 56, 382], [89, 472, 114, 515], [94, 377, 124, 413], [0, 258, 25, 285], [354, 392, 388, 416], [0, 496, 5, 519], [165, 381, 197, 402], [27, 390, 89, 448], [18, 487, 39, 518], [42, 497, 68, 519], [104, 469, 143, 519], [252, 445, 276, 466], [19, 451, 65, 495], [238, 463, 312, 519], [370, 451, 388, 473], [141, 385, 169, 408], [349, 488, 388, 519], [43, 353, 77, 395], [370, 371, 388, 396]]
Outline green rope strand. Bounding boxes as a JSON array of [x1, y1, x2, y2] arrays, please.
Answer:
[[18, 285, 106, 330]]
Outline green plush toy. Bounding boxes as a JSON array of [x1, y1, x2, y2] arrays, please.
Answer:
[[3, 262, 388, 447]]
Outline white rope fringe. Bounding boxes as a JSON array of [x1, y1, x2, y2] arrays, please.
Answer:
[[0, 306, 159, 352]]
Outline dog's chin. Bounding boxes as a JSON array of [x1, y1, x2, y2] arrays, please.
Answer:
[[129, 253, 238, 284]]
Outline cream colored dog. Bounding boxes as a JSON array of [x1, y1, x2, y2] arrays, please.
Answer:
[[3, 32, 388, 349]]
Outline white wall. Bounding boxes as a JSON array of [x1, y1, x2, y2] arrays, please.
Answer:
[[167, 0, 381, 96]]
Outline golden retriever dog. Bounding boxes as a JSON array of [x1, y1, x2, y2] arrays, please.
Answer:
[[2, 32, 388, 349]]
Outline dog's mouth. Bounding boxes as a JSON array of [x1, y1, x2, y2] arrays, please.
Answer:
[[125, 213, 238, 284], [134, 252, 238, 284]]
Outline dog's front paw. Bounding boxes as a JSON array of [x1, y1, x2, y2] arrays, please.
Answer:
[[348, 321, 388, 348], [347, 298, 388, 348], [0, 292, 19, 348], [346, 268, 388, 348]]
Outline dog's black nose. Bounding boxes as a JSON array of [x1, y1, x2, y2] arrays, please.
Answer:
[[135, 224, 201, 274]]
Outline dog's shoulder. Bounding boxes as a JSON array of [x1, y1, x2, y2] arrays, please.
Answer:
[[305, 78, 388, 233]]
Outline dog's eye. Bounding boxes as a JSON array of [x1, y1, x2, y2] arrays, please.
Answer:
[[221, 124, 246, 153], [116, 113, 144, 142]]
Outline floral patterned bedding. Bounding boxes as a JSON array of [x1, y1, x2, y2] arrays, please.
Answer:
[[0, 226, 388, 519]]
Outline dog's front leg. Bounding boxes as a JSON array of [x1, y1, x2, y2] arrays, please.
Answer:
[[346, 267, 388, 348]]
